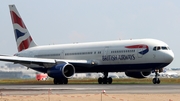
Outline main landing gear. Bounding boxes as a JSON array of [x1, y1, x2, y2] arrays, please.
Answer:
[[98, 72, 112, 84], [152, 70, 160, 84], [53, 78, 68, 84]]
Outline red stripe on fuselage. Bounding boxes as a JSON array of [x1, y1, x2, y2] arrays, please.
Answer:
[[10, 11, 26, 29], [125, 45, 148, 49]]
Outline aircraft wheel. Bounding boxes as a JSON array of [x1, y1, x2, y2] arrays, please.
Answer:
[[152, 78, 156, 84], [103, 78, 107, 84], [108, 77, 112, 84], [64, 78, 68, 84], [98, 77, 103, 84], [53, 78, 58, 84], [152, 78, 160, 84], [157, 78, 160, 84], [58, 79, 64, 84]]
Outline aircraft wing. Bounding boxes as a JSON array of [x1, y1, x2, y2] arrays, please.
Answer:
[[0, 55, 94, 68]]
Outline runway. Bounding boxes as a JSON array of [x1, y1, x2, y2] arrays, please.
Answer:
[[0, 84, 180, 95]]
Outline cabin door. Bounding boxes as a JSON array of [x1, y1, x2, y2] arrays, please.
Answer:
[[60, 50, 64, 59], [104, 47, 109, 56]]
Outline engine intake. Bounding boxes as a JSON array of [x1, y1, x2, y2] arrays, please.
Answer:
[[125, 71, 151, 78], [47, 63, 75, 79]]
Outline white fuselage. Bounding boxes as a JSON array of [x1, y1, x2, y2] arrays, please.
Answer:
[[15, 39, 174, 72]]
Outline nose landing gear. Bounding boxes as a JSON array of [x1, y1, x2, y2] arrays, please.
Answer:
[[152, 70, 160, 84]]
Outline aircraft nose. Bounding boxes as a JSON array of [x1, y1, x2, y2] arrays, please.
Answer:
[[164, 51, 174, 63]]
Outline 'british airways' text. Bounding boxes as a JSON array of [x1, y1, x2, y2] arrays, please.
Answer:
[[102, 54, 135, 61]]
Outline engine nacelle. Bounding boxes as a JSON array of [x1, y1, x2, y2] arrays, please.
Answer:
[[125, 71, 151, 78], [47, 63, 75, 79]]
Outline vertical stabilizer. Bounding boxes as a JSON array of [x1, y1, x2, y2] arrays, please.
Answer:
[[9, 5, 37, 52]]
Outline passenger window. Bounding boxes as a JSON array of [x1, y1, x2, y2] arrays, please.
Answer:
[[153, 47, 156, 51]]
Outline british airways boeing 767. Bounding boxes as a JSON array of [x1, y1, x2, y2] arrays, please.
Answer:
[[0, 5, 174, 84]]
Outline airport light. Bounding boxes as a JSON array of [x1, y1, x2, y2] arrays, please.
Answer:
[[101, 90, 106, 101]]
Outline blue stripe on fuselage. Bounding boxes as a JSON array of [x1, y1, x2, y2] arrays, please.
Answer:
[[139, 49, 149, 55]]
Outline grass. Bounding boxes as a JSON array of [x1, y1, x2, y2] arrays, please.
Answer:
[[1, 78, 180, 85]]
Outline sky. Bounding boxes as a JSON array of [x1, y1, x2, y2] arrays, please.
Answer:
[[0, 0, 180, 68]]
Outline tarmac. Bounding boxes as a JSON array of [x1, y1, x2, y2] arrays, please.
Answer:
[[0, 84, 180, 95]]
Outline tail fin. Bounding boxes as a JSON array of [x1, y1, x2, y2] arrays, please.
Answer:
[[9, 5, 37, 52]]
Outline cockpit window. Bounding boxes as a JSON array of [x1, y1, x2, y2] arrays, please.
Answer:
[[157, 46, 161, 50], [162, 46, 168, 50], [153, 46, 170, 51]]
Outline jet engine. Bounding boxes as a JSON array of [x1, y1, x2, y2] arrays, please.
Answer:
[[47, 63, 75, 79], [125, 71, 151, 78]]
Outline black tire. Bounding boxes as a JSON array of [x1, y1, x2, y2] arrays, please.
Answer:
[[103, 78, 107, 84], [108, 77, 113, 84], [157, 78, 160, 84], [58, 79, 64, 84], [64, 79, 68, 84], [152, 78, 156, 84], [152, 78, 160, 84], [98, 77, 103, 84], [53, 79, 58, 84]]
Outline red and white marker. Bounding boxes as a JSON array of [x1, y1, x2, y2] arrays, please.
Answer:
[[102, 90, 106, 93]]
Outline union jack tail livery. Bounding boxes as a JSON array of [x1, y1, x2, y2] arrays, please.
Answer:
[[9, 5, 37, 52]]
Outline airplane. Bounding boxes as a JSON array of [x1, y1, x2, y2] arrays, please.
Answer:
[[0, 5, 174, 84]]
